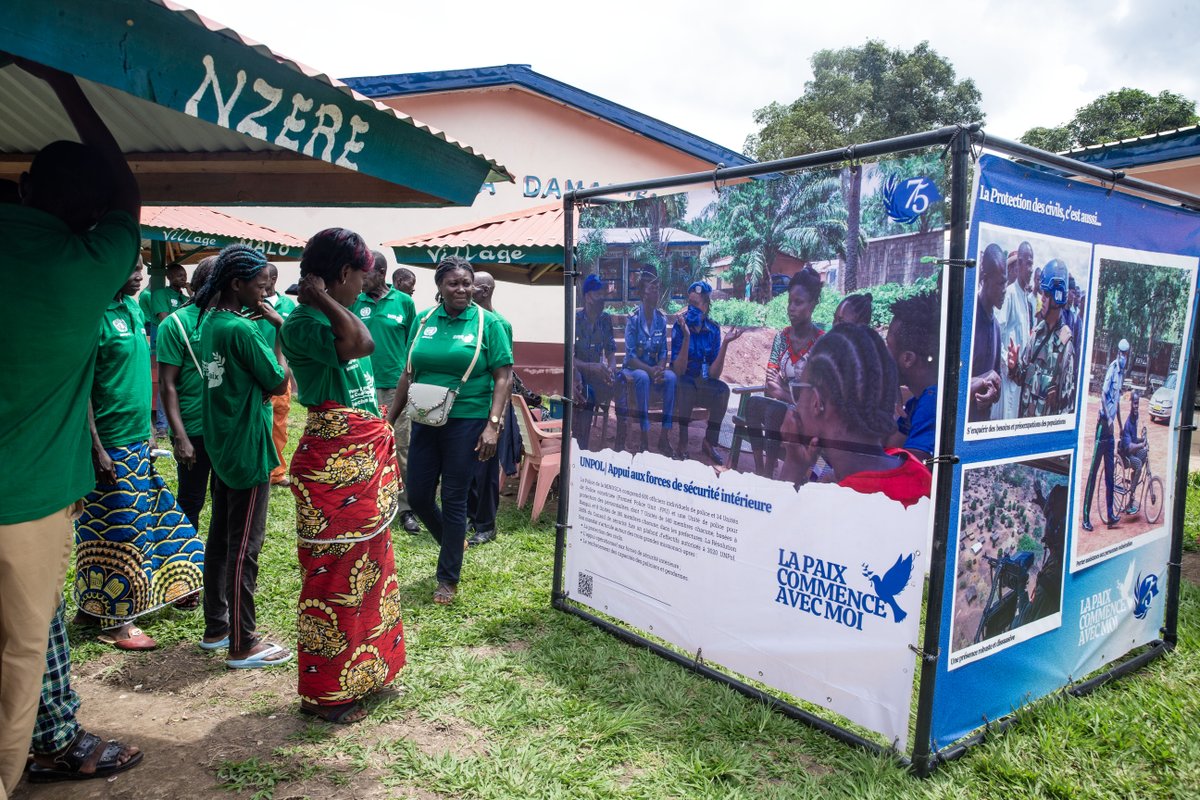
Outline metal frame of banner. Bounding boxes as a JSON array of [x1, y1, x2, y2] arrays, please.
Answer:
[[551, 124, 1200, 777]]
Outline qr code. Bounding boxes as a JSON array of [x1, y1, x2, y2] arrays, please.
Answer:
[[577, 572, 594, 598]]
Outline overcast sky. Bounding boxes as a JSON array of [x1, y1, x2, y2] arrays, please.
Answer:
[[186, 0, 1199, 155]]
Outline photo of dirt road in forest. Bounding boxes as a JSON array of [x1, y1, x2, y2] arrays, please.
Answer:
[[949, 454, 1070, 666]]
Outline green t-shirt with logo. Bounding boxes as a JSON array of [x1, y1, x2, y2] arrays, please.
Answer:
[[155, 304, 205, 437], [0, 207, 140, 524], [256, 292, 298, 349], [150, 286, 187, 322], [407, 303, 514, 420], [93, 295, 152, 449], [352, 287, 416, 388], [281, 305, 379, 416], [197, 310, 286, 489]]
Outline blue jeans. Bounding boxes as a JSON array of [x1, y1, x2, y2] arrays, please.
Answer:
[[621, 368, 676, 432], [408, 418, 488, 585]]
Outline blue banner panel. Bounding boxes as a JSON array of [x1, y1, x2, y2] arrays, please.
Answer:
[[931, 154, 1200, 749]]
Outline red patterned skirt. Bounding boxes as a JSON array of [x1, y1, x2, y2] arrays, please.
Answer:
[[290, 403, 406, 706]]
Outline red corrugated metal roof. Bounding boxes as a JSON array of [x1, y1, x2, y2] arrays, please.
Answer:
[[385, 202, 573, 250], [140, 206, 307, 247]]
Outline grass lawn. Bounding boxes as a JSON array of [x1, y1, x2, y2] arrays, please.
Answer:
[[59, 406, 1200, 798]]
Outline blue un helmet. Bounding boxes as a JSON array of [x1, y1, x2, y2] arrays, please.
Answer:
[[1040, 259, 1069, 307]]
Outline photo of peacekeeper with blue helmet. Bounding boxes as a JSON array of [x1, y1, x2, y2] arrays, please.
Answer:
[[1006, 258, 1079, 419]]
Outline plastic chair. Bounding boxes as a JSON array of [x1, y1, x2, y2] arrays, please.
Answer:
[[512, 395, 562, 522]]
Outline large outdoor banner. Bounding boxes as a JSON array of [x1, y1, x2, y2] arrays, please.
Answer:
[[931, 154, 1200, 748], [564, 162, 947, 748]]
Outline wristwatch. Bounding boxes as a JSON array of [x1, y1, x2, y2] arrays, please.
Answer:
[[489, 414, 501, 426]]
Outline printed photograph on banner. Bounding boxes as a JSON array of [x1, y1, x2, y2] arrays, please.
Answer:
[[1071, 246, 1198, 571], [572, 168, 943, 506], [947, 452, 1071, 671], [964, 223, 1091, 440]]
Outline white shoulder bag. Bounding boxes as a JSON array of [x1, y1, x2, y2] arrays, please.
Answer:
[[404, 305, 485, 426]]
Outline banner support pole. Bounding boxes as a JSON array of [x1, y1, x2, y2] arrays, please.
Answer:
[[552, 198, 578, 605], [909, 124, 975, 777], [1161, 275, 1200, 646]]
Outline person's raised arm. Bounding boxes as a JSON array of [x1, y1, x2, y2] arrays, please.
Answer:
[[16, 59, 139, 221], [709, 327, 743, 380], [670, 319, 691, 377], [297, 274, 373, 361]]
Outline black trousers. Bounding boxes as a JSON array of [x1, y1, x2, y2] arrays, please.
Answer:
[[468, 453, 500, 534], [203, 476, 270, 653], [408, 418, 487, 586], [175, 435, 212, 533], [676, 375, 730, 448]]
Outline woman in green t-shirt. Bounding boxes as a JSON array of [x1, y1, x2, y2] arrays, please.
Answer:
[[74, 259, 205, 649], [386, 256, 513, 606], [280, 228, 406, 724], [193, 245, 292, 669]]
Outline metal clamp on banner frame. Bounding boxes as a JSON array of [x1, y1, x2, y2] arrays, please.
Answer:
[[1176, 424, 1197, 432], [920, 256, 976, 269], [908, 644, 939, 664], [923, 454, 959, 468]]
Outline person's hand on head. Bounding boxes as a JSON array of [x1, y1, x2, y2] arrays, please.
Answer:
[[297, 274, 327, 306], [256, 300, 284, 329]]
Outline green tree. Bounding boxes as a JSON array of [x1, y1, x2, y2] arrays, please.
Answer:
[[701, 169, 845, 301], [1095, 260, 1192, 385], [1020, 88, 1198, 151], [746, 40, 983, 291]]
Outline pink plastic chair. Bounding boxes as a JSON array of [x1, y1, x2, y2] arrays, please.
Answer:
[[513, 395, 562, 522]]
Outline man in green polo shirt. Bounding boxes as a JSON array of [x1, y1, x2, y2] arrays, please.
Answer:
[[0, 61, 144, 791], [354, 251, 419, 532], [150, 262, 189, 321], [158, 257, 215, 531]]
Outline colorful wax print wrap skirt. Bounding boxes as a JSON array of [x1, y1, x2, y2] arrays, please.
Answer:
[[73, 441, 204, 626], [291, 403, 406, 706]]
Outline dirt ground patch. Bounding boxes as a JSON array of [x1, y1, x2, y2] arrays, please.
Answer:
[[374, 712, 488, 760], [10, 644, 455, 800]]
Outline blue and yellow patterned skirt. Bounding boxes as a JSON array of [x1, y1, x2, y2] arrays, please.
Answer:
[[74, 441, 205, 626]]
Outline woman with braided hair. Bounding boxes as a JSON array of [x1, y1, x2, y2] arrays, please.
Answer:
[[193, 244, 292, 667], [779, 323, 931, 507], [280, 228, 406, 724]]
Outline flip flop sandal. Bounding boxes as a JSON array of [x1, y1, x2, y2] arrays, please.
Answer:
[[26, 730, 143, 783], [300, 701, 367, 725], [199, 635, 229, 650], [433, 583, 457, 605], [226, 643, 293, 669], [97, 627, 157, 651]]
